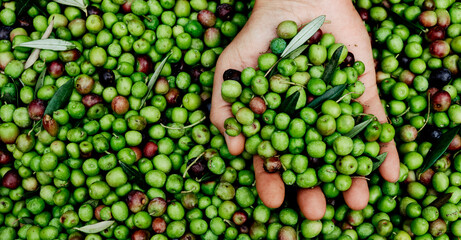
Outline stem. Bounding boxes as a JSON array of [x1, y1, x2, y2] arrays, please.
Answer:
[[418, 94, 431, 134], [183, 152, 205, 178], [264, 58, 282, 78], [336, 92, 356, 103], [161, 116, 206, 130], [396, 106, 410, 118]]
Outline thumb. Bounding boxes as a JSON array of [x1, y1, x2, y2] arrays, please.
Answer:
[[379, 140, 400, 183], [253, 155, 285, 208]]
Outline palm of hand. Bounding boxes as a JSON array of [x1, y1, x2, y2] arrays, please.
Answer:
[[211, 0, 400, 220]]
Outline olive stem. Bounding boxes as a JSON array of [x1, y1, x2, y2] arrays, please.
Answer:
[[264, 58, 282, 78], [160, 116, 206, 130], [182, 152, 205, 178], [335, 92, 356, 103], [417, 94, 431, 134], [396, 107, 410, 118], [28, 120, 42, 136]]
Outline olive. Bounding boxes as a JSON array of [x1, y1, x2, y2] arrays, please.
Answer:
[[87, 5, 103, 16], [223, 69, 242, 81], [216, 4, 234, 21], [0, 26, 13, 40], [98, 69, 115, 87], [429, 68, 452, 88], [2, 170, 21, 189]]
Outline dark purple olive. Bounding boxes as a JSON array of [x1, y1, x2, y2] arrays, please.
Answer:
[[82, 93, 103, 108], [179, 232, 196, 240], [131, 230, 151, 240], [0, 150, 13, 165], [216, 4, 234, 21], [307, 29, 323, 45], [98, 69, 115, 87], [47, 60, 65, 78], [136, 55, 153, 74], [422, 125, 442, 142], [223, 69, 241, 81], [0, 26, 13, 40], [171, 60, 187, 76], [28, 99, 46, 121], [340, 52, 355, 68], [126, 190, 148, 213], [87, 6, 103, 16], [16, 15, 33, 32], [308, 156, 322, 168], [2, 170, 20, 189], [187, 157, 207, 179], [397, 54, 411, 69], [239, 224, 250, 234], [190, 65, 205, 83], [358, 8, 369, 21], [426, 26, 446, 42], [429, 67, 452, 88]]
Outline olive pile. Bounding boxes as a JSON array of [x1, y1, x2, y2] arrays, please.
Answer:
[[220, 20, 395, 193]]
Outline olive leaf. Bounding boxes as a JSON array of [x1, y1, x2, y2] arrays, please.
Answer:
[[429, 193, 453, 208], [15, 39, 77, 51], [140, 52, 172, 109], [306, 84, 347, 109], [34, 69, 46, 98], [323, 45, 344, 84], [84, 199, 99, 208], [278, 90, 300, 115], [344, 117, 374, 138], [119, 161, 149, 190], [372, 152, 388, 171], [16, 0, 47, 17], [287, 45, 308, 59], [43, 78, 74, 116], [19, 217, 34, 224], [74, 221, 115, 234], [419, 125, 461, 173], [53, 0, 88, 15], [25, 17, 55, 69], [280, 15, 325, 58]]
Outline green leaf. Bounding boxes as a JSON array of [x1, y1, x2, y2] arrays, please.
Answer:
[[84, 199, 99, 208], [53, 0, 88, 15], [287, 45, 308, 59], [43, 79, 74, 116], [278, 90, 300, 115], [429, 193, 453, 208], [281, 15, 325, 58], [74, 221, 115, 234], [119, 161, 149, 190], [344, 117, 374, 138], [306, 84, 347, 109], [323, 45, 344, 84], [34, 69, 46, 99], [372, 152, 388, 171], [140, 52, 172, 109], [420, 125, 461, 173], [15, 0, 46, 17], [19, 217, 34, 224], [15, 39, 76, 51]]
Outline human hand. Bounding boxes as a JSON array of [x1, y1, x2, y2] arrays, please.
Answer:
[[210, 0, 400, 220]]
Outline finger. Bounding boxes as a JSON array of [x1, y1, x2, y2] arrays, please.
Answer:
[[210, 101, 245, 156], [343, 177, 369, 211], [379, 140, 400, 183], [297, 186, 326, 221], [253, 155, 284, 208]]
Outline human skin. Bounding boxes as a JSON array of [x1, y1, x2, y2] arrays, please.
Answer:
[[210, 0, 400, 220]]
